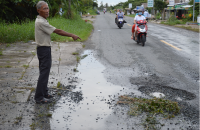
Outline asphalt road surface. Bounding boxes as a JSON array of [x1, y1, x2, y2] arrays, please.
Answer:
[[83, 12, 199, 129], [49, 13, 199, 130]]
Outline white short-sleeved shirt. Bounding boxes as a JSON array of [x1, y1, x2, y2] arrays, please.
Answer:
[[35, 15, 56, 47], [134, 15, 146, 21], [144, 11, 149, 18]]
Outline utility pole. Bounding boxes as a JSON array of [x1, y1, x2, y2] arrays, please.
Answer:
[[193, 0, 195, 21]]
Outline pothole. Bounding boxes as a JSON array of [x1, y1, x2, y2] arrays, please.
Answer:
[[138, 85, 196, 101]]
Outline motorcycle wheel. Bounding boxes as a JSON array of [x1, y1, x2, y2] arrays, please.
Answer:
[[118, 25, 121, 29], [141, 35, 145, 46]]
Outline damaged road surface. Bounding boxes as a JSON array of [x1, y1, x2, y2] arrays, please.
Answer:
[[0, 14, 199, 129]]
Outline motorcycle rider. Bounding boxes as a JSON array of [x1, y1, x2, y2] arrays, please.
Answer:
[[115, 9, 124, 24], [131, 9, 147, 41], [116, 9, 124, 19]]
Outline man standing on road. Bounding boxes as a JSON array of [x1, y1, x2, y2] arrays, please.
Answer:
[[34, 1, 81, 104]]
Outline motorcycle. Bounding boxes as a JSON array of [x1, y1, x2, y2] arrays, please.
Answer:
[[133, 20, 148, 46], [117, 16, 124, 29]]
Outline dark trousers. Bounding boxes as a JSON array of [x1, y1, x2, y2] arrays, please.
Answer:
[[34, 46, 52, 101]]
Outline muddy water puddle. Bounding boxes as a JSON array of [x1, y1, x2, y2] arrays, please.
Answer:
[[50, 50, 141, 130]]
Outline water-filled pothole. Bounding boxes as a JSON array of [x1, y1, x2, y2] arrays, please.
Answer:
[[50, 50, 141, 130], [138, 85, 196, 101]]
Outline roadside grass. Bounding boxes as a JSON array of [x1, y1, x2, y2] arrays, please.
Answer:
[[175, 25, 199, 32], [0, 16, 93, 43], [50, 17, 93, 42], [117, 95, 180, 130], [0, 20, 35, 43], [160, 21, 199, 32], [160, 20, 186, 26]]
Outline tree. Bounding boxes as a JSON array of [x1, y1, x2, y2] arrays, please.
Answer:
[[0, 0, 39, 22], [105, 3, 108, 8], [154, 0, 167, 13], [99, 1, 103, 10], [188, 0, 199, 20]]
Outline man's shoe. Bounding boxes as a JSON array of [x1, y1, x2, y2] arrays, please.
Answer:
[[44, 95, 54, 99], [35, 98, 51, 104]]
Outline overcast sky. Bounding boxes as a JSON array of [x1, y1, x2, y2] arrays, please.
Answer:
[[98, 0, 127, 6]]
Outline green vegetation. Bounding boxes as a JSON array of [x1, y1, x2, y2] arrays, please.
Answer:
[[30, 122, 37, 130], [57, 92, 61, 96], [155, 12, 162, 20], [31, 52, 36, 56], [73, 68, 79, 72], [46, 113, 52, 117], [0, 50, 2, 56], [76, 56, 81, 62], [0, 0, 98, 22], [14, 116, 23, 124], [0, 17, 93, 43], [11, 101, 18, 104], [81, 54, 88, 59], [6, 44, 10, 47], [19, 71, 25, 80], [23, 65, 29, 69], [160, 13, 187, 25], [5, 65, 12, 68], [0, 20, 35, 43], [50, 17, 93, 42], [82, 44, 86, 48], [117, 95, 180, 130], [72, 52, 79, 55], [86, 8, 98, 15], [160, 13, 199, 32], [57, 81, 61, 88], [174, 25, 199, 33]]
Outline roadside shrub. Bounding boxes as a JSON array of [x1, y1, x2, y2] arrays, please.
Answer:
[[156, 12, 161, 20], [85, 8, 97, 15], [175, 20, 181, 24]]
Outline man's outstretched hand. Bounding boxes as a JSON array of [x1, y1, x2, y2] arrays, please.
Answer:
[[72, 35, 82, 41], [53, 29, 82, 41]]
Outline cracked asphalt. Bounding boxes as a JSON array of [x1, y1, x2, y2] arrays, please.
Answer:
[[0, 13, 199, 130]]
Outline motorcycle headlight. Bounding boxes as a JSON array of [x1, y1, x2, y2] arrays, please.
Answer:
[[140, 29, 146, 32], [118, 19, 123, 22]]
